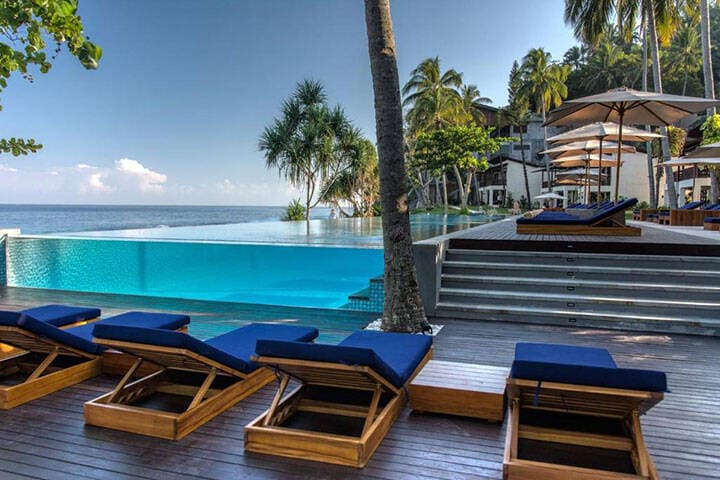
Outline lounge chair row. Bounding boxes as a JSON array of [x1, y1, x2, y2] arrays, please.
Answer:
[[517, 198, 640, 236], [635, 201, 720, 226], [0, 304, 667, 477]]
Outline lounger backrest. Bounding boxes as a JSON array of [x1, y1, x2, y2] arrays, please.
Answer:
[[586, 198, 637, 223], [0, 311, 101, 356]]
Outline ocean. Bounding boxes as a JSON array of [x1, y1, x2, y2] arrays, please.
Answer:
[[0, 204, 331, 234]]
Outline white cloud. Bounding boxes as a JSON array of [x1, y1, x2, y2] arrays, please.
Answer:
[[0, 164, 18, 173], [113, 158, 167, 193]]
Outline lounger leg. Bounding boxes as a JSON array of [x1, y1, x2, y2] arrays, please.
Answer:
[[362, 384, 382, 436], [27, 348, 59, 381], [108, 357, 144, 404], [187, 367, 217, 410], [264, 375, 290, 426]]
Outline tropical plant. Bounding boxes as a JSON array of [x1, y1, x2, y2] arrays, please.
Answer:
[[282, 199, 306, 221], [320, 138, 379, 217], [0, 0, 101, 156], [363, 0, 428, 333], [402, 57, 464, 134], [259, 79, 359, 234], [459, 84, 492, 125], [519, 48, 570, 121], [414, 124, 510, 209], [701, 114, 720, 202], [499, 61, 532, 208], [665, 19, 702, 95]]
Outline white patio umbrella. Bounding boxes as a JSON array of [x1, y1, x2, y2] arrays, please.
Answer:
[[547, 122, 661, 202], [686, 141, 720, 159], [535, 192, 565, 200], [545, 87, 720, 202]]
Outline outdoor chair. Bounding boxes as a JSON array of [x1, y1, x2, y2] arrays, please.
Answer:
[[85, 322, 319, 440], [14, 304, 101, 327], [658, 201, 707, 225], [244, 330, 433, 468], [516, 198, 640, 236], [704, 216, 720, 230], [0, 310, 189, 409], [504, 342, 666, 480]]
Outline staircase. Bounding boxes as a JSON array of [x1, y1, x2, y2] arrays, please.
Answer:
[[434, 248, 720, 336]]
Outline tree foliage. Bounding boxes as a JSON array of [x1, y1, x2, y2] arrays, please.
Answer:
[[700, 114, 720, 145], [0, 0, 101, 156], [282, 199, 306, 221], [320, 138, 379, 217]]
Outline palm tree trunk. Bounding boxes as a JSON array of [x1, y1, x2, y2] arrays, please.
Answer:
[[642, 22, 657, 208], [305, 178, 311, 235], [442, 171, 449, 213], [648, 8, 677, 208], [519, 128, 531, 208], [700, 0, 718, 202], [452, 165, 466, 208], [364, 0, 427, 332]]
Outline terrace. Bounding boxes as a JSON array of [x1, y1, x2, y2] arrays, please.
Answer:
[[0, 286, 717, 480]]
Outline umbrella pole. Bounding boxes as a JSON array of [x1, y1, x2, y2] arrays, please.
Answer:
[[598, 139, 604, 203], [614, 112, 624, 203], [584, 154, 590, 204]]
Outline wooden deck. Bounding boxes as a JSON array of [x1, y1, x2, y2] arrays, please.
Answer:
[[1, 287, 719, 479], [444, 217, 720, 255]]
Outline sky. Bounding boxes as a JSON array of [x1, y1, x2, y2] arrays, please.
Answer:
[[0, 0, 577, 205]]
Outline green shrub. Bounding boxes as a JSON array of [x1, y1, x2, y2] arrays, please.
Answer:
[[458, 206, 472, 215], [282, 199, 306, 221]]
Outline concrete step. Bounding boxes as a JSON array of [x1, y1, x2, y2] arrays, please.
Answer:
[[444, 249, 720, 271], [441, 274, 720, 301], [433, 302, 720, 336], [442, 260, 720, 286], [438, 288, 720, 319]]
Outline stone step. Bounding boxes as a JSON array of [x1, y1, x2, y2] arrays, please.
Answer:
[[433, 302, 720, 336], [438, 288, 720, 318], [442, 261, 720, 286], [444, 249, 720, 270], [441, 274, 720, 301]]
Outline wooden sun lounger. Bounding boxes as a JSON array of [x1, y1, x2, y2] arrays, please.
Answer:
[[516, 199, 641, 236], [245, 342, 433, 468], [0, 325, 103, 409]]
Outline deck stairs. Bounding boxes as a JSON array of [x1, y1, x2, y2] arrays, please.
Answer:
[[434, 248, 720, 335]]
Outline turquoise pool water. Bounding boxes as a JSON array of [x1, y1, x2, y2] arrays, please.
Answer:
[[6, 237, 383, 309]]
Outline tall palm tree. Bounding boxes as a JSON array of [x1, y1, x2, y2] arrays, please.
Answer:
[[402, 57, 464, 133], [259, 79, 357, 234], [460, 84, 492, 125], [563, 45, 589, 69], [500, 61, 532, 207], [699, 0, 718, 201], [363, 0, 428, 333], [665, 19, 702, 95], [564, 0, 681, 207], [586, 41, 626, 92], [519, 48, 570, 122]]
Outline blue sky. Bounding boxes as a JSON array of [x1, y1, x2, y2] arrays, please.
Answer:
[[0, 0, 576, 205]]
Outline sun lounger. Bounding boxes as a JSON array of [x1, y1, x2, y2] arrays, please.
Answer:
[[17, 304, 101, 327], [704, 216, 720, 230], [516, 198, 640, 236], [658, 201, 708, 225], [504, 343, 666, 480], [244, 330, 433, 468], [85, 322, 319, 440], [0, 310, 189, 409]]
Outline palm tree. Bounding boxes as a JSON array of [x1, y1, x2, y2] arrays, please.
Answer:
[[564, 0, 681, 207], [402, 57, 464, 134], [699, 0, 718, 201], [665, 20, 702, 95], [259, 80, 357, 234], [586, 41, 626, 92], [563, 45, 589, 69], [460, 84, 492, 125], [320, 138, 379, 217], [363, 0, 428, 333], [499, 61, 532, 207]]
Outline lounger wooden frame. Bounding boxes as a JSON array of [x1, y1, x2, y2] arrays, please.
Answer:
[[0, 325, 103, 409], [245, 348, 433, 468], [84, 337, 276, 440], [503, 378, 663, 480], [517, 208, 641, 236]]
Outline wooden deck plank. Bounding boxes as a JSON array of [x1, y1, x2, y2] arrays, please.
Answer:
[[0, 287, 718, 479]]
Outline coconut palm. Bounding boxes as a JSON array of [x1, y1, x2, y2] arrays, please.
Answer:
[[402, 57, 464, 133], [666, 20, 702, 95], [519, 48, 570, 121], [563, 45, 589, 69], [459, 84, 492, 125], [698, 0, 718, 201], [259, 79, 357, 234], [363, 0, 428, 333], [564, 0, 681, 206]]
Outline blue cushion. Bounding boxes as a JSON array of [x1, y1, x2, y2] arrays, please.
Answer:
[[92, 322, 319, 374], [255, 331, 432, 388], [510, 343, 667, 392], [681, 201, 703, 210], [704, 217, 720, 223], [0, 310, 102, 355], [518, 199, 637, 225], [19, 304, 101, 327], [67, 311, 190, 345]]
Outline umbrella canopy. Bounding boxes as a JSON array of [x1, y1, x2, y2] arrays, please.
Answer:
[[535, 192, 565, 200], [686, 141, 720, 159], [545, 87, 720, 202], [555, 177, 599, 186], [550, 157, 622, 168], [555, 168, 605, 177], [547, 122, 663, 144], [658, 157, 720, 166], [540, 140, 635, 157]]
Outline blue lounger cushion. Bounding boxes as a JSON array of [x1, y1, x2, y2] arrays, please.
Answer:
[[19, 304, 101, 327], [517, 198, 637, 225], [255, 331, 433, 388], [704, 217, 720, 223], [0, 310, 192, 356], [510, 342, 667, 392], [92, 322, 319, 374]]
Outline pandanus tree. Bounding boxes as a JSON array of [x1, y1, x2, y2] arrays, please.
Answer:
[[320, 138, 379, 217], [364, 0, 429, 333], [260, 80, 358, 234], [564, 0, 681, 207]]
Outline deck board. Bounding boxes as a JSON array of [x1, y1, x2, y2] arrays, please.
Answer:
[[0, 287, 718, 479]]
